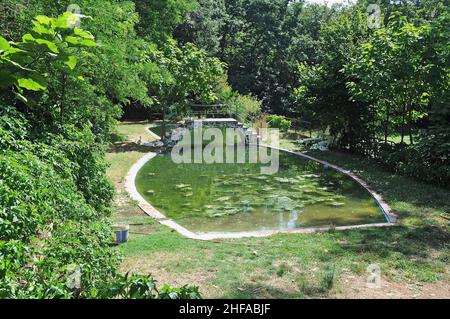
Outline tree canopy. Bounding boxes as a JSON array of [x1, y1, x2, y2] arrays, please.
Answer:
[[0, 0, 448, 298]]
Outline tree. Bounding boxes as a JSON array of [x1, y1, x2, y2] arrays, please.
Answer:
[[346, 13, 432, 145], [174, 0, 226, 56], [291, 6, 372, 152], [142, 41, 225, 138], [134, 0, 197, 42], [0, 3, 212, 297]]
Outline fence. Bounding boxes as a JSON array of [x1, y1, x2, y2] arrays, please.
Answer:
[[185, 104, 236, 119]]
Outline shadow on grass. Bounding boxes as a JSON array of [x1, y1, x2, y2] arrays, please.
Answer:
[[108, 141, 159, 154], [221, 283, 304, 299], [119, 121, 155, 125], [332, 225, 449, 260], [307, 150, 450, 212]]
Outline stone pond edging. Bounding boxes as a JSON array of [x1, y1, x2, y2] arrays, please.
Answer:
[[145, 125, 162, 141], [124, 129, 398, 241], [259, 144, 398, 225]]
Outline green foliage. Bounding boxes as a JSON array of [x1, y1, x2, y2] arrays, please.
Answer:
[[0, 9, 203, 299], [343, 9, 450, 184], [159, 284, 202, 299], [0, 12, 95, 102], [387, 127, 450, 185], [97, 273, 201, 299], [179, 0, 448, 184], [266, 114, 291, 131], [234, 94, 262, 123], [143, 41, 225, 118], [174, 0, 226, 55], [0, 110, 119, 298], [346, 13, 431, 144], [292, 6, 371, 151], [134, 0, 197, 42], [6, 0, 152, 143], [213, 0, 301, 113]]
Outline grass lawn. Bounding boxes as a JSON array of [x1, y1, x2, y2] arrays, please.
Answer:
[[106, 121, 159, 226], [384, 133, 416, 145], [107, 122, 449, 299]]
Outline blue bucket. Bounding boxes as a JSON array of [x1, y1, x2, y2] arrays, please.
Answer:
[[113, 225, 129, 243]]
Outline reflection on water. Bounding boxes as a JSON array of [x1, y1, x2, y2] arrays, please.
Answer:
[[135, 148, 386, 233]]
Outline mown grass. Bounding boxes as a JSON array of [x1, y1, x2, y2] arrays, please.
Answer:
[[109, 122, 449, 299], [106, 121, 157, 222]]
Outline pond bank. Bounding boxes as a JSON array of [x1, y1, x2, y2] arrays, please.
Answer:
[[107, 121, 449, 299]]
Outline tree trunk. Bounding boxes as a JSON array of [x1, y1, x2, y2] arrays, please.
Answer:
[[400, 103, 406, 144], [384, 105, 390, 144], [161, 106, 166, 141], [408, 105, 414, 145]]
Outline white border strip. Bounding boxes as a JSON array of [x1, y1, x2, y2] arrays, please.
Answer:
[[124, 131, 397, 241], [145, 125, 162, 141], [259, 144, 397, 224]]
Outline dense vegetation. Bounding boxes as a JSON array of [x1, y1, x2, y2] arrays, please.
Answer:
[[0, 0, 213, 298], [174, 0, 449, 185], [0, 0, 448, 299]]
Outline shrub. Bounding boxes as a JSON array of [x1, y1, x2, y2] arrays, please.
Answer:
[[266, 115, 291, 132], [399, 128, 450, 185], [372, 127, 450, 186], [99, 274, 201, 299], [0, 109, 201, 299], [0, 13, 202, 298], [234, 94, 262, 122]]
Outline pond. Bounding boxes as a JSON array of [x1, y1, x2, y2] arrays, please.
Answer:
[[147, 124, 177, 138], [135, 145, 387, 234]]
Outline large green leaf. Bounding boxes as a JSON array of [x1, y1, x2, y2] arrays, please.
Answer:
[[34, 15, 52, 25], [64, 55, 77, 70], [32, 21, 52, 35], [74, 28, 94, 40], [21, 33, 59, 53], [17, 74, 47, 91], [22, 33, 35, 42], [36, 39, 59, 53], [65, 36, 96, 47], [0, 36, 11, 51], [53, 12, 72, 30]]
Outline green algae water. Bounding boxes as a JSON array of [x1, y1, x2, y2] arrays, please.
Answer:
[[135, 147, 386, 233]]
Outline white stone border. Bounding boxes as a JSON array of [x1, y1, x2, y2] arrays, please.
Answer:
[[259, 144, 398, 224], [125, 130, 397, 241], [145, 124, 162, 141]]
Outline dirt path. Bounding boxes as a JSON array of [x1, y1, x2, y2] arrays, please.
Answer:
[[334, 274, 449, 299]]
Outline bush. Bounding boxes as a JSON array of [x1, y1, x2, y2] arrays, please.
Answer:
[[0, 111, 118, 297], [0, 108, 201, 299], [98, 274, 201, 299], [266, 115, 291, 132], [401, 128, 450, 185], [234, 94, 262, 122], [372, 127, 450, 186], [0, 11, 205, 300]]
